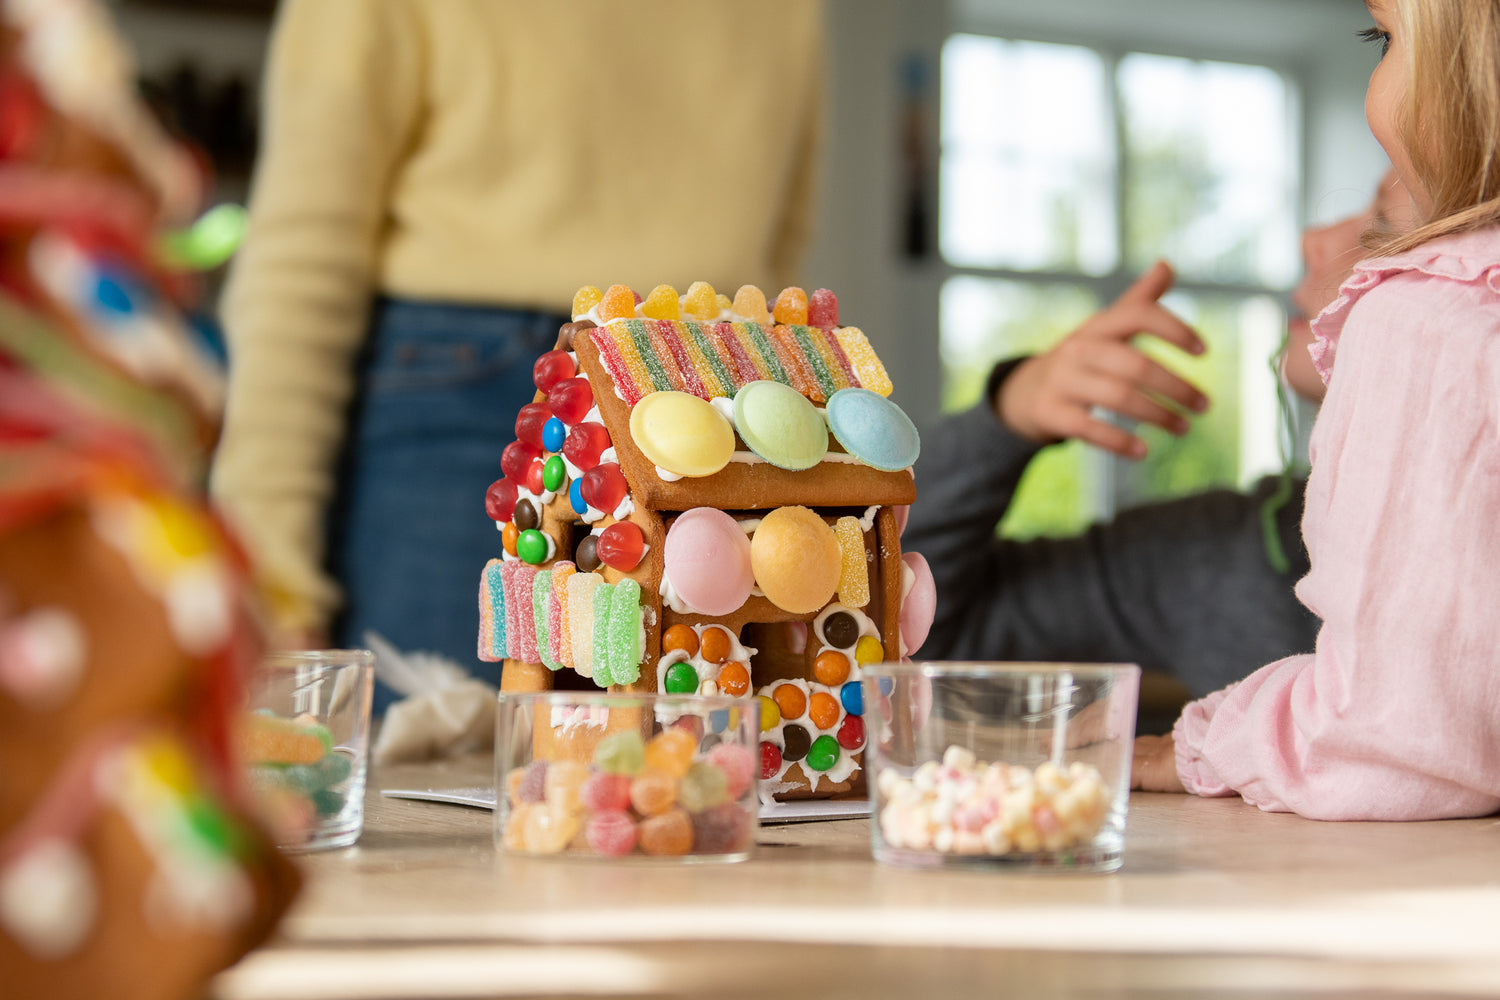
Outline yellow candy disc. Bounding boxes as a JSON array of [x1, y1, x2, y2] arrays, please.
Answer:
[[750, 506, 840, 614], [629, 391, 735, 477]]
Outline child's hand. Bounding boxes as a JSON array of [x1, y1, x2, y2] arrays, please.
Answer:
[[996, 260, 1208, 460], [1130, 734, 1186, 792]]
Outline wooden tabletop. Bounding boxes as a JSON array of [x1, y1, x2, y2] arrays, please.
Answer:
[[212, 753, 1500, 1000]]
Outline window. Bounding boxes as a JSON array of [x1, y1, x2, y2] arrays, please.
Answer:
[[938, 33, 1299, 538]]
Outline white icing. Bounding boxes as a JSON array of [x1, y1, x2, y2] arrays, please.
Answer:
[[709, 396, 736, 422], [163, 560, 232, 656], [549, 704, 610, 732], [859, 505, 881, 532], [611, 495, 635, 519], [0, 605, 86, 709], [655, 466, 683, 482], [0, 838, 96, 959]]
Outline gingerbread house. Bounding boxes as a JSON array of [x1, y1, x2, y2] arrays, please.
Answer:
[[478, 281, 933, 800]]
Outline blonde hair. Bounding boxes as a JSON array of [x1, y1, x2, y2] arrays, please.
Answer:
[[1374, 0, 1500, 254]]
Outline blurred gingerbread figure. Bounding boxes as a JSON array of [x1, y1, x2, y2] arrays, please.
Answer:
[[0, 1, 297, 997]]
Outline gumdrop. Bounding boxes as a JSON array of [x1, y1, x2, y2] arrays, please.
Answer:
[[706, 742, 756, 800], [678, 760, 729, 812], [596, 521, 645, 572], [642, 284, 681, 320], [548, 377, 594, 425], [516, 402, 552, 448], [808, 691, 841, 730], [643, 727, 697, 778], [671, 714, 706, 743], [593, 730, 646, 775], [563, 422, 611, 471], [813, 650, 850, 686], [580, 462, 628, 514], [683, 281, 718, 320], [516, 760, 548, 803], [716, 661, 749, 697], [584, 810, 638, 856], [691, 802, 751, 854], [662, 624, 699, 657], [502, 805, 531, 850], [579, 771, 632, 813], [773, 287, 809, 325], [808, 288, 839, 329], [732, 285, 770, 324], [759, 741, 783, 779], [638, 807, 694, 857], [544, 760, 589, 812], [664, 661, 699, 694], [534, 349, 577, 393], [715, 293, 732, 314], [573, 285, 603, 317], [598, 284, 637, 322], [542, 416, 567, 453], [484, 478, 518, 523], [522, 803, 579, 854], [629, 767, 678, 816], [501, 440, 542, 482]]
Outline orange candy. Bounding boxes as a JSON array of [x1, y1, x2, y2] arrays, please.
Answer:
[[663, 624, 700, 657], [598, 283, 637, 322], [808, 691, 840, 730], [629, 768, 679, 816], [643, 727, 697, 777], [699, 626, 733, 664], [717, 661, 750, 697], [732, 285, 770, 325], [773, 287, 809, 325], [501, 522, 520, 556], [813, 650, 851, 686], [772, 683, 806, 721], [638, 807, 694, 856]]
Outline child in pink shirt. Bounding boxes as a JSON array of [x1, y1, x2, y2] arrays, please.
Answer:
[[1131, 0, 1500, 820]]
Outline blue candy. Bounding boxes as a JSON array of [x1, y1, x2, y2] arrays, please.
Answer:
[[877, 675, 895, 696], [825, 388, 920, 472], [542, 416, 567, 452], [708, 708, 729, 733], [569, 478, 588, 515], [840, 680, 863, 716]]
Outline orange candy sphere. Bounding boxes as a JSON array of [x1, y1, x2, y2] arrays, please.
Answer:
[[501, 521, 520, 556], [772, 683, 806, 721], [813, 650, 850, 686], [808, 692, 840, 730], [717, 661, 750, 696], [662, 624, 699, 657], [700, 626, 733, 664]]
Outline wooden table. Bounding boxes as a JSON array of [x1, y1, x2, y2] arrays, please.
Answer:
[[212, 753, 1500, 1000]]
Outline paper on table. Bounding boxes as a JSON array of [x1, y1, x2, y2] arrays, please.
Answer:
[[380, 787, 869, 824]]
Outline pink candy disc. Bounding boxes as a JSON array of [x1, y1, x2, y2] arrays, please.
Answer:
[[899, 551, 936, 655], [663, 508, 754, 617]]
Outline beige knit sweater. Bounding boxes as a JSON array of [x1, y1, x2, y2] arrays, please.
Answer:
[[211, 0, 825, 632]]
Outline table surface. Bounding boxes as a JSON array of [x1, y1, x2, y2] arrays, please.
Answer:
[[212, 753, 1500, 1000]]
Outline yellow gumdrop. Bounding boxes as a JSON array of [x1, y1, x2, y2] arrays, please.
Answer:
[[758, 695, 781, 732], [572, 285, 603, 318], [750, 506, 840, 614], [598, 284, 637, 322], [642, 284, 681, 320], [683, 281, 718, 320], [715, 293, 733, 314], [732, 285, 770, 324], [855, 635, 884, 666], [773, 287, 809, 325], [834, 516, 870, 608]]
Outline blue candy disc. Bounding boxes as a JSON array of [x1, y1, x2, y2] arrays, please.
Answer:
[[542, 416, 567, 452], [825, 388, 920, 471]]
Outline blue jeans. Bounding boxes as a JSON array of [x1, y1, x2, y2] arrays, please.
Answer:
[[327, 298, 566, 709]]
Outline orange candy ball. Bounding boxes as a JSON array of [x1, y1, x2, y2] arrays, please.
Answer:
[[663, 624, 699, 657], [773, 287, 809, 325], [808, 691, 840, 730], [643, 727, 697, 778], [629, 768, 678, 816], [813, 649, 851, 686], [501, 521, 520, 556], [717, 661, 750, 697], [772, 683, 806, 721], [638, 807, 694, 856], [700, 626, 733, 664]]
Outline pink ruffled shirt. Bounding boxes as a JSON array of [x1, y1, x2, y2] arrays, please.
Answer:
[[1173, 226, 1500, 820]]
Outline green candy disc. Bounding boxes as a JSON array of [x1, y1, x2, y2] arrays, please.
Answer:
[[517, 528, 549, 565], [731, 380, 828, 471], [543, 455, 566, 492], [805, 734, 841, 772]]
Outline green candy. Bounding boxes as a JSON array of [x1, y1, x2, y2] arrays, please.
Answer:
[[533, 571, 559, 670], [517, 528, 549, 565], [607, 579, 643, 685], [663, 661, 699, 694], [591, 582, 616, 687], [543, 455, 566, 492], [312, 787, 347, 818], [593, 730, 646, 775], [805, 734, 841, 772], [678, 760, 729, 813]]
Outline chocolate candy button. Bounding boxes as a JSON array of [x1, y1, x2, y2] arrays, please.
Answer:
[[822, 610, 858, 649], [781, 724, 811, 762]]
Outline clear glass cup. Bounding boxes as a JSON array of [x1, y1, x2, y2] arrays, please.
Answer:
[[242, 649, 375, 851], [495, 691, 760, 863], [862, 662, 1140, 873]]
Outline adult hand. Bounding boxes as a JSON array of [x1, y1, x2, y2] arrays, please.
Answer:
[[996, 260, 1209, 459], [1130, 734, 1186, 793]]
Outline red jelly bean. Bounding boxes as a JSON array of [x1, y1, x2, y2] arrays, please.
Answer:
[[484, 478, 518, 522], [525, 458, 546, 495], [501, 440, 541, 482], [596, 521, 644, 571], [837, 714, 865, 751], [759, 741, 783, 780], [515, 401, 552, 448], [548, 377, 594, 425], [580, 462, 627, 514], [808, 288, 839, 328], [533, 349, 576, 394], [562, 422, 611, 471]]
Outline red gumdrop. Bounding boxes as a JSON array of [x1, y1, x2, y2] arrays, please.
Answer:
[[584, 810, 638, 856], [501, 440, 541, 482], [580, 462, 627, 514], [533, 350, 576, 394], [525, 457, 546, 495], [515, 402, 552, 448], [562, 421, 611, 471], [549, 377, 594, 425], [808, 288, 839, 329], [837, 714, 865, 751], [759, 741, 783, 780], [596, 521, 645, 571], [484, 478, 519, 523]]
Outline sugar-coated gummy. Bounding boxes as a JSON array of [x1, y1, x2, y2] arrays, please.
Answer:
[[834, 516, 871, 608], [677, 760, 729, 813], [643, 727, 696, 778], [517, 760, 548, 804], [584, 810, 638, 856], [691, 802, 752, 855], [637, 808, 694, 857], [579, 771, 633, 813], [607, 578, 644, 685], [706, 742, 755, 800], [628, 768, 678, 817], [592, 730, 645, 776], [544, 760, 589, 812], [591, 581, 615, 686]]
